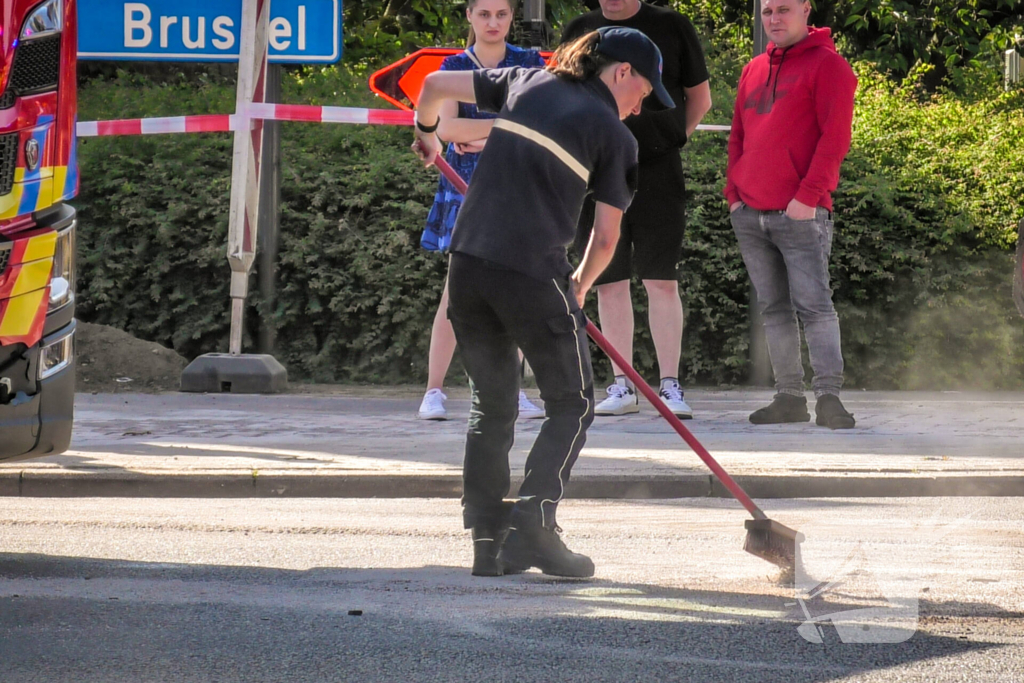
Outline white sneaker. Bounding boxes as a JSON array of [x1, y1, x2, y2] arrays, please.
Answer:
[[659, 379, 693, 419], [418, 389, 448, 420], [518, 391, 545, 419], [594, 379, 640, 416]]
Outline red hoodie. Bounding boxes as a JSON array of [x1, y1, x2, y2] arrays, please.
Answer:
[[724, 27, 857, 212]]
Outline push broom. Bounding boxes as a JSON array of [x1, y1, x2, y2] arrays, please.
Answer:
[[424, 145, 801, 570]]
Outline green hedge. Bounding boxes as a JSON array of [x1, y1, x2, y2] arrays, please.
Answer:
[[74, 63, 1024, 389]]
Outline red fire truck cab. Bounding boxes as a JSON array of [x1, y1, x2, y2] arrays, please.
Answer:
[[0, 0, 79, 460]]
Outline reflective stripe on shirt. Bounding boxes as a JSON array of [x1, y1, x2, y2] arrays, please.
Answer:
[[492, 119, 590, 184]]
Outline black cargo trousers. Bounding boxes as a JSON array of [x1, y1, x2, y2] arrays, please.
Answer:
[[447, 252, 595, 530]]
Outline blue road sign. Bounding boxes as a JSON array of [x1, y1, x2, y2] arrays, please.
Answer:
[[78, 0, 342, 63]]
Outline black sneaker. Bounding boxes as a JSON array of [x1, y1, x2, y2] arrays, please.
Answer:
[[498, 506, 594, 578], [749, 393, 810, 424], [815, 394, 856, 429]]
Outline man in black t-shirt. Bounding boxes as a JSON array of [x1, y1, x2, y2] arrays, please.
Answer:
[[563, 0, 711, 420]]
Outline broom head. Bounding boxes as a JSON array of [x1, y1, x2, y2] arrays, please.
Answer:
[[744, 518, 802, 570]]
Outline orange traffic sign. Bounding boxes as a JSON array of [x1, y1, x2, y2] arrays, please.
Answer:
[[369, 48, 553, 111]]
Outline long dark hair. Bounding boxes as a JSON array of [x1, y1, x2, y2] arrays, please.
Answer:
[[465, 0, 517, 47], [546, 31, 615, 80]]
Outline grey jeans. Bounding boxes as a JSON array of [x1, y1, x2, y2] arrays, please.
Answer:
[[730, 204, 844, 397]]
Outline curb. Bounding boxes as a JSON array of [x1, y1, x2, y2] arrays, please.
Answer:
[[3, 471, 1023, 499]]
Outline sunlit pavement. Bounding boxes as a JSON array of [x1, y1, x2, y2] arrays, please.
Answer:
[[1, 497, 1021, 681], [2, 390, 1022, 498]]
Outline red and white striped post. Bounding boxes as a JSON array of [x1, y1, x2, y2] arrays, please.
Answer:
[[180, 0, 287, 393], [227, 0, 270, 355]]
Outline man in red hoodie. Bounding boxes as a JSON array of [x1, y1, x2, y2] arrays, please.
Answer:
[[725, 0, 858, 429]]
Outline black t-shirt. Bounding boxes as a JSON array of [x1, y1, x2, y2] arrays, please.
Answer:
[[450, 67, 638, 282], [561, 3, 710, 162]]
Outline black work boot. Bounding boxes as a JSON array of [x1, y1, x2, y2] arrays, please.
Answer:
[[498, 503, 595, 578], [815, 394, 856, 430], [471, 527, 506, 577], [465, 501, 514, 577], [749, 393, 811, 425]]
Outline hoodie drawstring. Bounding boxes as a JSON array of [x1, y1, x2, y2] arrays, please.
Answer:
[[765, 46, 791, 105]]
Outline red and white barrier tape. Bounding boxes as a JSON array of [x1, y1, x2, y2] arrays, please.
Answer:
[[78, 104, 730, 137], [77, 114, 239, 137], [77, 104, 413, 137]]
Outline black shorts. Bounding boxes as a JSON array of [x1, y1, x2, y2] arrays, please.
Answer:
[[575, 151, 686, 285]]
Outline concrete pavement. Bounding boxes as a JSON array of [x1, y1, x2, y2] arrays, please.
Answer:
[[1, 388, 1022, 498]]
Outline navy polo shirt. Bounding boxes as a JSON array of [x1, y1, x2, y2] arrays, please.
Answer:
[[449, 67, 639, 282]]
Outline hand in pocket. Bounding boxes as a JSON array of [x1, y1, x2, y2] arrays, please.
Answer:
[[785, 198, 817, 221]]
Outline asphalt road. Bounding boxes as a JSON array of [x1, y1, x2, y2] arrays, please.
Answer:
[[1, 497, 1021, 682]]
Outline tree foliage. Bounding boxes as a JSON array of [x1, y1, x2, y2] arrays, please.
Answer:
[[673, 0, 1024, 89], [79, 0, 1024, 90], [71, 0, 1024, 389], [826, 0, 1024, 88], [74, 59, 1024, 389]]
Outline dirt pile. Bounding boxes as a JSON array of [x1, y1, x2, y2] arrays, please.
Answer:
[[76, 322, 187, 393]]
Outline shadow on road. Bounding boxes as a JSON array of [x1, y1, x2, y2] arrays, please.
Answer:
[[0, 553, 1013, 682]]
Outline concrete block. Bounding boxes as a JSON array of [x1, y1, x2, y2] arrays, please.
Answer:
[[180, 353, 287, 394]]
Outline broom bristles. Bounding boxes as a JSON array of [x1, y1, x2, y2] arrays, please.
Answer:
[[743, 519, 802, 569]]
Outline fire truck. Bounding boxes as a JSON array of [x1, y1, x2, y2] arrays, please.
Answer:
[[0, 0, 78, 460]]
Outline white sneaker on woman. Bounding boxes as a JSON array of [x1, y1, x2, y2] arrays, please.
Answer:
[[594, 378, 640, 416], [658, 379, 693, 419], [418, 389, 448, 420], [518, 391, 545, 419]]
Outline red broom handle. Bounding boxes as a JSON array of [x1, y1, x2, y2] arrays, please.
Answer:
[[584, 321, 766, 519], [424, 140, 766, 519], [427, 145, 470, 195]]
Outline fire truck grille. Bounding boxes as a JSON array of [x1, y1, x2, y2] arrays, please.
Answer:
[[0, 133, 18, 196], [9, 36, 61, 95], [0, 90, 14, 110], [0, 246, 10, 274]]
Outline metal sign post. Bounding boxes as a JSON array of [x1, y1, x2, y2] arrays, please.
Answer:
[[753, 0, 769, 56], [748, 0, 772, 386], [519, 0, 549, 49], [258, 64, 282, 355], [1014, 218, 1024, 319], [1007, 49, 1021, 91]]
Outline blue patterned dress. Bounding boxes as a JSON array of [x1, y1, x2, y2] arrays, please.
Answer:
[[420, 44, 546, 252]]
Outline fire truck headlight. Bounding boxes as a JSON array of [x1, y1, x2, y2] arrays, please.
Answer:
[[39, 328, 73, 380], [49, 220, 74, 310], [21, 0, 63, 39]]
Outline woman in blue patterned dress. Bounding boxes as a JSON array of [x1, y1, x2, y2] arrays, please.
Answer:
[[417, 0, 546, 421]]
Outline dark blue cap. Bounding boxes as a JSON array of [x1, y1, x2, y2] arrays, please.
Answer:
[[594, 26, 675, 109]]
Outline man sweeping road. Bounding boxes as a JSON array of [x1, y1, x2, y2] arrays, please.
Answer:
[[412, 27, 673, 578]]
